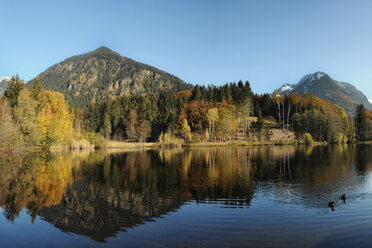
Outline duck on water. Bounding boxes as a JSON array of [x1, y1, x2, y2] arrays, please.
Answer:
[[328, 194, 347, 211], [341, 194, 347, 203], [328, 201, 336, 211]]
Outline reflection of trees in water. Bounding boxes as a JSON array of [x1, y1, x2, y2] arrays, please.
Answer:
[[182, 148, 256, 205], [39, 150, 189, 242], [0, 153, 23, 205], [253, 145, 372, 208], [0, 151, 93, 222], [38, 180, 186, 242], [355, 145, 372, 172], [1, 146, 372, 241], [38, 148, 259, 241]]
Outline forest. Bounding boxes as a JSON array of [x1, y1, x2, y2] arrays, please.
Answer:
[[1, 75, 372, 150]]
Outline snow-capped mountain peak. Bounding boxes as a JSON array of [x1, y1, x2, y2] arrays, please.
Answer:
[[276, 71, 372, 115], [278, 83, 294, 93], [311, 72, 325, 81], [0, 77, 10, 82], [295, 72, 326, 89], [0, 77, 10, 95]]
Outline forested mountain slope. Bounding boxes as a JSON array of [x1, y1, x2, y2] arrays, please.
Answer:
[[30, 46, 192, 108]]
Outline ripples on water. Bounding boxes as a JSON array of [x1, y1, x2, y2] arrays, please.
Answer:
[[0, 145, 372, 247]]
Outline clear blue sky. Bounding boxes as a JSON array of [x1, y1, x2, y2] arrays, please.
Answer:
[[1, 0, 372, 98]]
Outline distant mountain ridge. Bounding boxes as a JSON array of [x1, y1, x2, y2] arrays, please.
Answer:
[[30, 46, 192, 108], [5, 49, 371, 116], [0, 77, 10, 95], [278, 72, 372, 115]]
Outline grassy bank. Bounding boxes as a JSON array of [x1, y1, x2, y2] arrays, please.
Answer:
[[105, 140, 329, 149], [104, 139, 307, 148], [106, 141, 158, 149], [185, 140, 298, 147], [12, 139, 333, 152]]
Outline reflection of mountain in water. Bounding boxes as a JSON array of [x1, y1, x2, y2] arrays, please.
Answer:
[[37, 149, 258, 241], [1, 145, 372, 242], [38, 181, 186, 242]]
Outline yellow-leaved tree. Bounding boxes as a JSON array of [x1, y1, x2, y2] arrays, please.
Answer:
[[37, 90, 73, 148]]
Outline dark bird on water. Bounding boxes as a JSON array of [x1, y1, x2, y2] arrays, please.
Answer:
[[328, 201, 336, 211], [328, 201, 335, 207], [341, 194, 347, 203]]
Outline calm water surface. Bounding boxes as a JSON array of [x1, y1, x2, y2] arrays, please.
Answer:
[[1, 145, 372, 247]]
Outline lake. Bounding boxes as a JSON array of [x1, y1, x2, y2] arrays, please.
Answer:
[[1, 145, 372, 247]]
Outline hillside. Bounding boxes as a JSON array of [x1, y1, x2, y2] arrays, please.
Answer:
[[30, 46, 192, 108], [278, 72, 372, 115]]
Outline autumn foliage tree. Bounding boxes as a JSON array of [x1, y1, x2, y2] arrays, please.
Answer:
[[37, 91, 74, 148], [0, 99, 22, 149], [125, 110, 138, 141], [181, 119, 192, 142], [136, 120, 151, 142], [14, 89, 40, 146], [1, 75, 77, 149], [207, 108, 219, 141], [216, 110, 236, 141], [291, 94, 349, 143]]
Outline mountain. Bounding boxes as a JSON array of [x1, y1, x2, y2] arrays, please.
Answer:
[[30, 46, 192, 108], [278, 72, 372, 115], [0, 77, 10, 95]]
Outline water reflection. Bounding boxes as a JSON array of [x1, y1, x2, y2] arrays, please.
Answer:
[[0, 145, 372, 243]]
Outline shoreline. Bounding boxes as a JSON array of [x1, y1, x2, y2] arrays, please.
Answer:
[[4, 140, 372, 153], [101, 140, 327, 149]]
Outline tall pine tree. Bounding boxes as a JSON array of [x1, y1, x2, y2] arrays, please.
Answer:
[[355, 104, 368, 141]]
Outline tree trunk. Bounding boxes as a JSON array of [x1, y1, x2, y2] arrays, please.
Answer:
[[282, 102, 285, 130], [208, 123, 212, 142], [287, 104, 292, 133]]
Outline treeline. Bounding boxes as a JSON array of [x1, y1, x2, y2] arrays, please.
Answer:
[[86, 81, 256, 143], [85, 80, 364, 144], [2, 75, 372, 149], [268, 92, 349, 143], [0, 75, 102, 150]]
